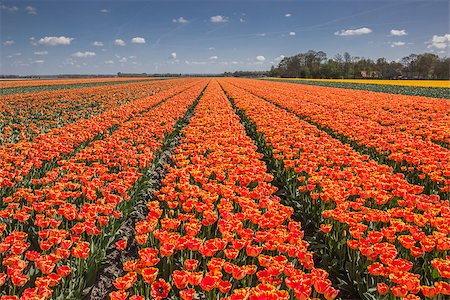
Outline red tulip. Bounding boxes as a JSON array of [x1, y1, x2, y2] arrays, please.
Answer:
[[151, 279, 171, 299]]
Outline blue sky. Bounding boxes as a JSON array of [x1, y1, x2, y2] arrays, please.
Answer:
[[1, 0, 449, 75]]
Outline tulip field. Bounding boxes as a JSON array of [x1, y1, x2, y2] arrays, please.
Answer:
[[266, 78, 450, 99], [0, 78, 449, 300], [0, 78, 160, 95]]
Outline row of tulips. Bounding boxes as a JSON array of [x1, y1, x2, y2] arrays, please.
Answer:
[[219, 79, 450, 299], [110, 79, 339, 300], [0, 79, 199, 193], [0, 78, 150, 89], [266, 81, 450, 147], [0, 79, 178, 145], [264, 79, 450, 141], [228, 79, 450, 195], [0, 80, 208, 299]]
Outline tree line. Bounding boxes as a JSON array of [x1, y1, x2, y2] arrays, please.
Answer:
[[268, 51, 449, 79]]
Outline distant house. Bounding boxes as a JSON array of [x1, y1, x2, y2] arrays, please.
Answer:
[[360, 70, 381, 78]]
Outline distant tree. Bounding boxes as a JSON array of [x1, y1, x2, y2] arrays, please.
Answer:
[[434, 58, 450, 79], [267, 50, 448, 79], [334, 54, 344, 78], [416, 53, 440, 78], [320, 59, 340, 78], [228, 70, 268, 77], [343, 52, 352, 77], [353, 58, 376, 78], [401, 54, 417, 78]]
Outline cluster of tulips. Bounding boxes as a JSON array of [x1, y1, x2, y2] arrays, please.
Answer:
[[230, 79, 450, 195], [0, 79, 182, 145], [266, 79, 449, 145], [0, 80, 207, 299], [220, 79, 450, 299], [0, 79, 198, 191], [110, 80, 339, 300]]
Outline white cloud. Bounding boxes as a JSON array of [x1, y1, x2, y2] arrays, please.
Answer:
[[289, 31, 296, 36], [25, 6, 37, 15], [114, 39, 126, 46], [173, 17, 189, 24], [38, 36, 74, 46], [210, 15, 228, 23], [256, 33, 266, 37], [34, 51, 48, 55], [185, 60, 207, 65], [256, 55, 266, 62], [390, 29, 407, 36], [208, 47, 215, 50], [32, 60, 44, 64], [275, 55, 285, 61], [131, 37, 146, 44], [100, 9, 110, 13], [239, 18, 245, 22], [427, 34, 450, 49], [114, 55, 128, 63], [3, 40, 14, 46], [334, 27, 372, 36], [170, 52, 177, 59], [72, 51, 96, 58], [1, 5, 18, 13], [92, 41, 104, 46], [390, 41, 406, 47], [29, 37, 38, 46], [209, 56, 218, 60], [62, 58, 76, 65], [285, 13, 292, 17]]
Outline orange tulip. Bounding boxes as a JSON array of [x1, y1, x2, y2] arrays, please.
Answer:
[[172, 270, 189, 289], [142, 267, 158, 284]]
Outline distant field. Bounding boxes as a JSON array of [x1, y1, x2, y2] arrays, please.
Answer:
[[1, 78, 449, 300], [265, 78, 450, 99], [267, 78, 450, 88], [0, 78, 164, 95], [0, 77, 156, 88]]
